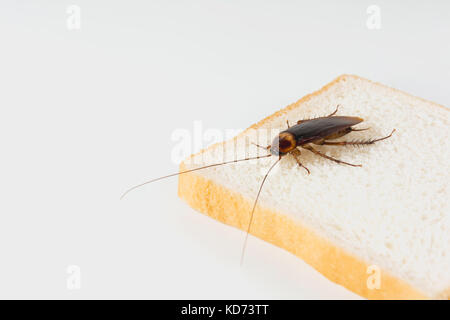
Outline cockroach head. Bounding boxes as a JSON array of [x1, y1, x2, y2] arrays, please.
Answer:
[[270, 132, 297, 156]]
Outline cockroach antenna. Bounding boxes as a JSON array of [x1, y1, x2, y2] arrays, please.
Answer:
[[120, 151, 278, 266], [240, 157, 282, 266], [120, 154, 272, 200]]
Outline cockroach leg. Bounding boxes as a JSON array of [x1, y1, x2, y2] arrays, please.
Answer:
[[371, 129, 396, 141], [301, 145, 362, 167], [297, 105, 341, 125], [322, 129, 396, 146], [286, 120, 290, 128], [325, 104, 340, 117], [290, 149, 310, 174], [322, 140, 373, 146], [351, 127, 370, 132]]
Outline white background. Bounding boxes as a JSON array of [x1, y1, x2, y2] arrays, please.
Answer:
[[0, 1, 449, 299]]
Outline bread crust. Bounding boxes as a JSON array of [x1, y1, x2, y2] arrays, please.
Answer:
[[178, 75, 449, 299]]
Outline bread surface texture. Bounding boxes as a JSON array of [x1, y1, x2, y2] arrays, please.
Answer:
[[178, 75, 450, 299]]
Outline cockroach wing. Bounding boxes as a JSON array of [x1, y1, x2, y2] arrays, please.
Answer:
[[285, 116, 363, 145]]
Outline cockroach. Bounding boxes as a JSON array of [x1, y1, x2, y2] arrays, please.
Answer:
[[121, 106, 395, 264]]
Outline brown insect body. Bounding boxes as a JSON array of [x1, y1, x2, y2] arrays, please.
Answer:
[[271, 116, 364, 155]]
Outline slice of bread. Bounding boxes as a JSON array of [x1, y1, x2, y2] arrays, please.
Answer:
[[178, 75, 449, 299]]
